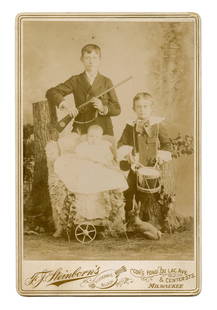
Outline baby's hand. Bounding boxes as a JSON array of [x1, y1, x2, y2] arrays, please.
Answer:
[[104, 160, 120, 171]]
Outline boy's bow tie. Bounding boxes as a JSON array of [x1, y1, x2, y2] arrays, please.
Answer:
[[136, 120, 150, 134]]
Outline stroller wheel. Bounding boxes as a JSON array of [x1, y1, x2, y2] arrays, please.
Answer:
[[75, 224, 97, 244]]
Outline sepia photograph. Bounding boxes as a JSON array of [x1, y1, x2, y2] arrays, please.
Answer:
[[17, 13, 200, 295]]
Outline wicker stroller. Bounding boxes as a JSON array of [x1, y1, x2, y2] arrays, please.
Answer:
[[45, 133, 127, 244]]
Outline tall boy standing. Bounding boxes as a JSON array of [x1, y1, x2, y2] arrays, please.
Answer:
[[46, 44, 121, 135]]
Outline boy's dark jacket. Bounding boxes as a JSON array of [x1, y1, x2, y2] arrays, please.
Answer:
[[118, 119, 171, 168], [46, 72, 121, 135]]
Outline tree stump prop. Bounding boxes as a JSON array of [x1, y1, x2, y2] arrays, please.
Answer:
[[137, 24, 194, 233], [28, 100, 59, 227], [139, 160, 193, 233]]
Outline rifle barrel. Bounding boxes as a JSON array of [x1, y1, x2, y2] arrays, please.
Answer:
[[55, 75, 133, 132], [78, 75, 132, 110]]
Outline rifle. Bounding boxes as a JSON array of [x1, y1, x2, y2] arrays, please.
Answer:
[[54, 75, 132, 132]]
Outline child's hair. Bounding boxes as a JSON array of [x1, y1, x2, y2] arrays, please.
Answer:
[[81, 44, 101, 57], [133, 92, 153, 109], [87, 124, 103, 135]]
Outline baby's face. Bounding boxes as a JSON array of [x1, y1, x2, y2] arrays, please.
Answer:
[[134, 99, 153, 120], [87, 129, 102, 145]]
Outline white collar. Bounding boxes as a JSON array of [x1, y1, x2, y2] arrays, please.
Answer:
[[127, 116, 165, 126], [85, 71, 98, 84]]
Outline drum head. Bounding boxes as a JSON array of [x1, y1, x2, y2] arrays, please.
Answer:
[[137, 166, 160, 177]]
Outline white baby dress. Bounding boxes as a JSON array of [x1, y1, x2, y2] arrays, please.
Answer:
[[54, 139, 128, 220], [54, 140, 128, 195]]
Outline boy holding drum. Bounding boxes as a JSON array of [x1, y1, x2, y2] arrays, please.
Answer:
[[117, 92, 172, 221]]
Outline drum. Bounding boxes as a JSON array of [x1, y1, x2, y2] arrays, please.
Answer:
[[136, 166, 161, 194]]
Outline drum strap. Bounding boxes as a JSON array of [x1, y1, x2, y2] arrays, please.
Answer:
[[132, 125, 137, 156], [132, 122, 160, 167]]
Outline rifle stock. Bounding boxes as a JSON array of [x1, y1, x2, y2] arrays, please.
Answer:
[[54, 114, 72, 132]]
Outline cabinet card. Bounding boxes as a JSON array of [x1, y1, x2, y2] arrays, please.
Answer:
[[16, 12, 200, 296]]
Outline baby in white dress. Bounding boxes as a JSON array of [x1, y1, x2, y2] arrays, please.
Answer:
[[75, 125, 115, 168], [54, 125, 128, 219], [55, 125, 128, 195]]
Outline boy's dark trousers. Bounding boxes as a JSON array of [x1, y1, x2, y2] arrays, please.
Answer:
[[124, 169, 143, 220], [124, 169, 157, 222]]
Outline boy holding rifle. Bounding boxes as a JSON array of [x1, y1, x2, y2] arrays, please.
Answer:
[[46, 44, 121, 135]]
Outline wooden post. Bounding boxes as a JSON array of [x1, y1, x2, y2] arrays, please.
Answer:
[[30, 100, 59, 223]]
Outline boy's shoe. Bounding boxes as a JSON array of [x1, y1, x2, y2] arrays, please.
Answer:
[[53, 228, 63, 238]]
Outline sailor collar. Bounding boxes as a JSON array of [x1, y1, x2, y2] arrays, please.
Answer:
[[127, 116, 165, 127]]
